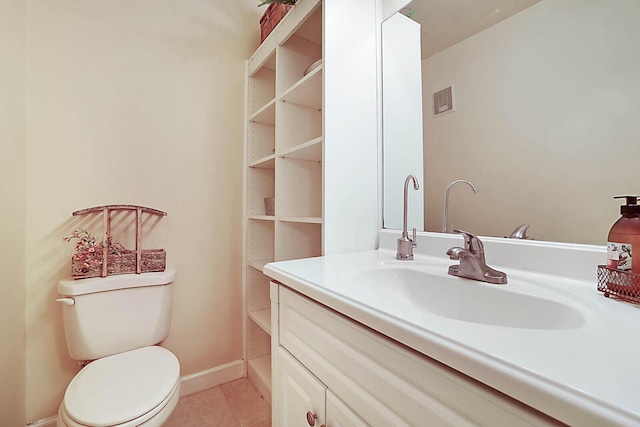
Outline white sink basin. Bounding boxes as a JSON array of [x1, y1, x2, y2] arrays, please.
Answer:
[[343, 267, 585, 330]]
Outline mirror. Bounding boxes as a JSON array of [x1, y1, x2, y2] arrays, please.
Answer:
[[382, 0, 640, 246]]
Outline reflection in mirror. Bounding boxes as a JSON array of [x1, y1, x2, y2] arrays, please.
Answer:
[[383, 0, 640, 245], [382, 10, 424, 231], [443, 180, 478, 233]]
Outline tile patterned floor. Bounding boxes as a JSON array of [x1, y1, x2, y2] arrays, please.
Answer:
[[165, 378, 271, 427]]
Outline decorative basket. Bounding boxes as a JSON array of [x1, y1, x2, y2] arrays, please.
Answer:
[[260, 3, 293, 42], [597, 265, 640, 304], [69, 205, 167, 279], [72, 249, 166, 279]]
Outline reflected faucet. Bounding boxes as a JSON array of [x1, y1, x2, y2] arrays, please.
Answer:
[[442, 180, 478, 233], [397, 175, 420, 260], [509, 224, 532, 239]]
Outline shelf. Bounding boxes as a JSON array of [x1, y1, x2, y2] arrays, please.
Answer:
[[244, 0, 324, 411], [247, 168, 275, 217], [276, 159, 322, 218], [262, 52, 276, 72], [247, 220, 274, 262], [278, 101, 322, 152], [280, 137, 322, 162], [248, 66, 275, 116], [249, 308, 271, 335], [278, 33, 322, 94], [248, 353, 272, 404], [249, 215, 276, 222], [276, 222, 322, 261], [248, 259, 272, 272], [249, 154, 276, 169], [249, 98, 276, 125], [247, 121, 275, 163], [293, 3, 322, 46], [279, 216, 322, 224], [247, 0, 321, 76], [280, 65, 323, 110], [249, 354, 271, 386]]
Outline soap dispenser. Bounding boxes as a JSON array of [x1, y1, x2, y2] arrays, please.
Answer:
[[607, 195, 640, 275]]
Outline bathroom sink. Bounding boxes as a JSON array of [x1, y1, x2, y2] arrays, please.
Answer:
[[342, 267, 585, 330]]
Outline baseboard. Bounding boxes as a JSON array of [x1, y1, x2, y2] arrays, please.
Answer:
[[26, 416, 57, 427], [26, 359, 246, 427], [179, 359, 245, 397]]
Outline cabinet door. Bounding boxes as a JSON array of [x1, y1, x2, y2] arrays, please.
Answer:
[[326, 390, 369, 427], [278, 346, 326, 427]]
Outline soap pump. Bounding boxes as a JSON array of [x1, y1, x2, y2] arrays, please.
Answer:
[[607, 195, 640, 274]]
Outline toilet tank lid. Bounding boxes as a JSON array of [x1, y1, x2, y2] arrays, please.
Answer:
[[58, 269, 176, 296]]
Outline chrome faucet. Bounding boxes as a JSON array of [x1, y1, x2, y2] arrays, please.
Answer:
[[446, 230, 507, 284], [397, 175, 420, 260], [509, 224, 532, 239], [442, 180, 477, 233]]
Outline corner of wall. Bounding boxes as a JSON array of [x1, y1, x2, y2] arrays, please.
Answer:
[[0, 0, 27, 424]]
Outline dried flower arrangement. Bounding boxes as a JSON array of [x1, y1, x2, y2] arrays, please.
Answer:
[[63, 229, 127, 275]]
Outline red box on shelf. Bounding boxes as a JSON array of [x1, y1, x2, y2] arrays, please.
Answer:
[[260, 3, 293, 42]]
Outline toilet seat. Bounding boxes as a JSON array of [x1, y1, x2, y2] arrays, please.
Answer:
[[60, 346, 180, 427]]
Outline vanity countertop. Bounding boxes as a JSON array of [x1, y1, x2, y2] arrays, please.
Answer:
[[264, 244, 640, 427]]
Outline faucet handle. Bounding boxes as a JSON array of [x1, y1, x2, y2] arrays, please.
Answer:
[[397, 227, 418, 260], [453, 229, 485, 261], [509, 224, 531, 239]]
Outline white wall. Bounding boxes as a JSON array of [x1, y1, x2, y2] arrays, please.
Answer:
[[24, 0, 263, 421], [0, 0, 27, 424], [422, 0, 640, 245]]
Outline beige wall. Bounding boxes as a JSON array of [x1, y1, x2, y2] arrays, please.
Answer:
[[0, 0, 27, 424], [24, 0, 262, 421], [422, 0, 640, 245]]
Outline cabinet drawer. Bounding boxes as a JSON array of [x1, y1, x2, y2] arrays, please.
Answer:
[[279, 287, 562, 427]]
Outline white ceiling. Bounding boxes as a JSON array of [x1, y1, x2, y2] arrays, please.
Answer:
[[403, 0, 541, 60]]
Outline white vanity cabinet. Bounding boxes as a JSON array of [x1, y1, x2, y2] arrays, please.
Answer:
[[326, 390, 369, 427], [278, 345, 369, 427], [278, 347, 326, 426], [243, 0, 379, 404], [273, 283, 563, 427]]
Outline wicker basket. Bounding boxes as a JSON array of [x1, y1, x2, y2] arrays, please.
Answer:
[[260, 3, 293, 42], [72, 249, 166, 279], [69, 205, 168, 279]]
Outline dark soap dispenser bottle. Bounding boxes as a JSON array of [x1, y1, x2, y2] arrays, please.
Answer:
[[607, 195, 640, 275]]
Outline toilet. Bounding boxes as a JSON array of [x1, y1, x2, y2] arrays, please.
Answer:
[[56, 270, 180, 427]]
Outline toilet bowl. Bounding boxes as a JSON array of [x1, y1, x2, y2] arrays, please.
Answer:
[[56, 346, 180, 427]]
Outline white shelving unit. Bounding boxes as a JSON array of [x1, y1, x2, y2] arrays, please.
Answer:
[[243, 0, 380, 412], [243, 0, 323, 406]]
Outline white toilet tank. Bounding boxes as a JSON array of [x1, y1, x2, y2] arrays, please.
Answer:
[[57, 269, 177, 361]]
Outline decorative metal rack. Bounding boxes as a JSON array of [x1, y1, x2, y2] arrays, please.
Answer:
[[597, 265, 640, 304]]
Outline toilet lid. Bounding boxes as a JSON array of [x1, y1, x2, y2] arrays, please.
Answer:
[[64, 346, 180, 427]]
